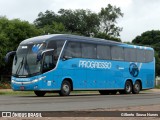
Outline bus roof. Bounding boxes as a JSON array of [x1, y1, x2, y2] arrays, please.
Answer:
[[20, 34, 153, 50]]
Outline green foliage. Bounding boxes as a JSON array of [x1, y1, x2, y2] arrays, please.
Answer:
[[34, 4, 123, 40], [132, 30, 160, 76], [132, 30, 160, 45], [99, 4, 123, 37], [0, 17, 42, 75]]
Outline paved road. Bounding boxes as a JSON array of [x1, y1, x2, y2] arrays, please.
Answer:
[[0, 92, 160, 111]]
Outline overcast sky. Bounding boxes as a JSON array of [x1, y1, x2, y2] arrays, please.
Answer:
[[0, 0, 160, 42]]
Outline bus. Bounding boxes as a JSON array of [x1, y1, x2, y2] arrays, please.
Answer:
[[5, 34, 155, 96]]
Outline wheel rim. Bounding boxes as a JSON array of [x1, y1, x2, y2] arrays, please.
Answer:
[[126, 84, 131, 92], [63, 84, 69, 93], [135, 83, 140, 91]]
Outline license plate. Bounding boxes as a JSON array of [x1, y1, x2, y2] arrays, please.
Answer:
[[20, 86, 25, 90]]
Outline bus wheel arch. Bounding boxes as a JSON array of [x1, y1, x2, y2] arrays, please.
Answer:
[[59, 78, 73, 96], [132, 80, 142, 94]]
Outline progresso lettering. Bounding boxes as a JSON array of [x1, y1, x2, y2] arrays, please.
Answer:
[[79, 60, 112, 69]]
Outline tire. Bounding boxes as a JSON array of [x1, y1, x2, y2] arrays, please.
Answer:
[[120, 81, 132, 94], [99, 90, 110, 95], [124, 81, 132, 94], [34, 91, 46, 97], [132, 81, 141, 94], [59, 80, 71, 96]]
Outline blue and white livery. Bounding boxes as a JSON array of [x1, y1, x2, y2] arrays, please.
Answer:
[[6, 34, 155, 96]]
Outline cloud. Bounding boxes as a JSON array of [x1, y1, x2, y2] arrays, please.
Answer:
[[119, 0, 160, 41]]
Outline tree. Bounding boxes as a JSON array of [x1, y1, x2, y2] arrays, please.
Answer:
[[99, 4, 123, 38], [58, 9, 100, 36], [34, 10, 58, 28], [0, 17, 42, 75], [34, 4, 123, 40], [132, 30, 160, 76], [132, 30, 160, 45]]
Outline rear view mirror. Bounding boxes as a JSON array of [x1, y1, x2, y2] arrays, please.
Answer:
[[5, 51, 16, 63]]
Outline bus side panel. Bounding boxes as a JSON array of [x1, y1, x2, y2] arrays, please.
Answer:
[[140, 62, 155, 89], [59, 59, 87, 89]]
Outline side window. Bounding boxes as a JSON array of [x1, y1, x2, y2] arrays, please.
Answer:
[[97, 45, 111, 60], [82, 43, 96, 59], [137, 49, 145, 62], [145, 50, 154, 62], [43, 51, 55, 73], [111, 46, 124, 60], [47, 40, 65, 57], [124, 48, 136, 62], [64, 42, 81, 58]]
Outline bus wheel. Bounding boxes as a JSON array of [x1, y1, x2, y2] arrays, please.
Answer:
[[34, 91, 46, 97], [99, 90, 110, 95], [132, 81, 141, 94], [59, 80, 71, 96], [124, 81, 132, 94]]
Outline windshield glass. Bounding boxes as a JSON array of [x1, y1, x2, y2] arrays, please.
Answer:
[[12, 40, 65, 77], [12, 43, 46, 77]]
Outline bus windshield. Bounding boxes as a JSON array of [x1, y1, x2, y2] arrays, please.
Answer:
[[12, 43, 46, 77]]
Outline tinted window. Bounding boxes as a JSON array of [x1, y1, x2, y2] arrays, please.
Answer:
[[137, 49, 145, 62], [145, 50, 154, 62], [47, 40, 65, 57], [43, 51, 55, 73], [64, 42, 81, 58], [111, 46, 124, 60], [97, 45, 111, 60], [124, 48, 136, 62], [82, 43, 96, 59]]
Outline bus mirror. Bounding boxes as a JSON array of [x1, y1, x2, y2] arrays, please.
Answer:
[[5, 51, 16, 63], [37, 49, 54, 62], [62, 56, 72, 61]]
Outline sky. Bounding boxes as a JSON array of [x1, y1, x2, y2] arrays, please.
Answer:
[[0, 0, 160, 42]]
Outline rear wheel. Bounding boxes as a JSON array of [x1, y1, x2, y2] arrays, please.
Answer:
[[59, 80, 71, 96], [34, 91, 46, 97], [132, 81, 141, 94]]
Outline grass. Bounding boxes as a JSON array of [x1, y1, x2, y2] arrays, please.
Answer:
[[0, 90, 34, 95], [155, 85, 160, 89], [0, 90, 99, 96]]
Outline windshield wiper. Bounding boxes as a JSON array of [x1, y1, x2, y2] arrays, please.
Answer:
[[15, 57, 25, 75]]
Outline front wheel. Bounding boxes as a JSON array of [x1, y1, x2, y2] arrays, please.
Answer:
[[132, 81, 141, 94], [59, 81, 71, 96], [34, 91, 46, 97]]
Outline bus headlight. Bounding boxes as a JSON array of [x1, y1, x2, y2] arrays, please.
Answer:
[[32, 76, 46, 83], [11, 80, 15, 83]]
